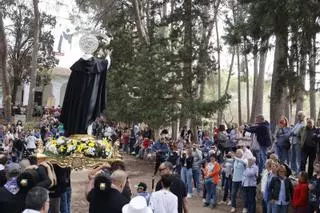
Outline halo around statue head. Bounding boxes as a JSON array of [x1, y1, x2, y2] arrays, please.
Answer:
[[79, 34, 99, 54]]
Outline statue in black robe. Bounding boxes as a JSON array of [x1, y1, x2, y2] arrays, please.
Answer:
[[60, 57, 109, 136]]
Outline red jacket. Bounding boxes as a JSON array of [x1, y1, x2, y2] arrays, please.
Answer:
[[292, 182, 308, 208]]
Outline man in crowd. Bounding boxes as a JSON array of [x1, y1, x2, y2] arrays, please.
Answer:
[[244, 115, 272, 173], [152, 130, 170, 175], [290, 111, 305, 175], [22, 186, 50, 213], [300, 118, 319, 179], [150, 175, 178, 213], [155, 161, 189, 213]]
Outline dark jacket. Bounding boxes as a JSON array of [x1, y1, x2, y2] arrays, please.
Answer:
[[180, 155, 193, 169], [0, 187, 27, 213], [245, 121, 271, 147], [268, 176, 293, 202], [88, 188, 129, 213], [300, 127, 319, 149]]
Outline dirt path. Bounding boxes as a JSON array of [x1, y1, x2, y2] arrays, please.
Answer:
[[71, 154, 257, 213]]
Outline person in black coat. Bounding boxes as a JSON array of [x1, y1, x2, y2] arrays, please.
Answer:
[[87, 172, 129, 213]]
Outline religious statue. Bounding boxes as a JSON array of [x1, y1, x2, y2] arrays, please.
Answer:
[[60, 34, 111, 136]]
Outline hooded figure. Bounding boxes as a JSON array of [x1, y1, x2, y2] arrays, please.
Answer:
[[60, 58, 109, 136]]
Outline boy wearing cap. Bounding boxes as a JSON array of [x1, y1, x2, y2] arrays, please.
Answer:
[[136, 182, 150, 203]]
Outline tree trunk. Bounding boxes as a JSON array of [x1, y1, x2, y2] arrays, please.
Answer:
[[26, 0, 40, 120], [181, 0, 193, 128], [216, 18, 222, 124], [295, 53, 306, 121], [0, 11, 12, 121], [309, 35, 316, 120], [132, 0, 149, 46], [224, 48, 236, 94], [270, 32, 288, 133], [250, 45, 259, 123], [237, 45, 242, 125], [245, 53, 250, 123], [254, 40, 268, 119]]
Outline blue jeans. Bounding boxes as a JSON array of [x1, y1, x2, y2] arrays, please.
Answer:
[[223, 177, 232, 201], [231, 181, 242, 208], [181, 167, 193, 194], [291, 143, 301, 173], [258, 146, 268, 174], [276, 146, 290, 165], [192, 168, 201, 193], [60, 187, 71, 213], [244, 186, 256, 213], [271, 204, 288, 213], [205, 181, 217, 205]]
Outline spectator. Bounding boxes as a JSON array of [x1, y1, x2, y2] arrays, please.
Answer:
[[300, 118, 318, 179], [191, 143, 202, 196], [308, 163, 320, 213], [23, 186, 49, 213], [0, 163, 25, 213], [219, 152, 234, 205], [150, 175, 178, 213], [230, 149, 246, 213], [152, 131, 170, 175], [290, 111, 305, 175], [0, 154, 8, 187], [292, 172, 309, 213], [275, 117, 291, 164], [244, 114, 272, 174], [268, 165, 293, 213], [180, 149, 193, 198], [260, 159, 273, 213], [122, 196, 152, 213], [155, 161, 189, 213], [203, 154, 220, 209], [242, 157, 259, 213], [87, 171, 129, 213], [135, 182, 150, 203]]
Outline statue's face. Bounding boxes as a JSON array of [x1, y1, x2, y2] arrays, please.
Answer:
[[79, 34, 99, 54]]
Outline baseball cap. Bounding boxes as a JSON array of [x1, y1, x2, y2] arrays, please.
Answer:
[[135, 182, 147, 191]]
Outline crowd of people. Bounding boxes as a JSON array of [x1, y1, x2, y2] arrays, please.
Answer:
[[0, 109, 320, 213]]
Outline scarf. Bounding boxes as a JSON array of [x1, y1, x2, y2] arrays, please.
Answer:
[[4, 177, 20, 195]]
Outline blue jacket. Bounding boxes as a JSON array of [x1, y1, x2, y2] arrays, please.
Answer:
[[151, 141, 169, 154], [245, 121, 271, 147]]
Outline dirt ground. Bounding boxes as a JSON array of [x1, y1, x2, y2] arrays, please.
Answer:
[[71, 154, 260, 213]]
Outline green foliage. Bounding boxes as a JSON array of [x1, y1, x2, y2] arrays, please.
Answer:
[[4, 3, 58, 103], [77, 0, 230, 129]]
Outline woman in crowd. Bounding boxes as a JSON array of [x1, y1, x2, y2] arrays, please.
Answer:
[[268, 164, 293, 213], [203, 154, 220, 209], [242, 157, 259, 213], [275, 117, 291, 164], [180, 148, 194, 198], [230, 149, 246, 213]]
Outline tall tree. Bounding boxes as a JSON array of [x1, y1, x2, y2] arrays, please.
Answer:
[[26, 0, 40, 120], [0, 10, 11, 121]]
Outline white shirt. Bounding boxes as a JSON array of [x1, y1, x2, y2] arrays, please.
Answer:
[[22, 209, 40, 213], [26, 135, 37, 149], [149, 189, 178, 213]]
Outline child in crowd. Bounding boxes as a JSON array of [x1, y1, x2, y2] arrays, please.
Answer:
[[308, 163, 320, 213], [268, 165, 293, 213], [219, 151, 234, 205], [292, 172, 309, 213], [265, 160, 280, 213], [260, 159, 273, 213], [203, 154, 220, 209], [230, 149, 247, 213], [242, 157, 259, 213], [135, 182, 150, 204]]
